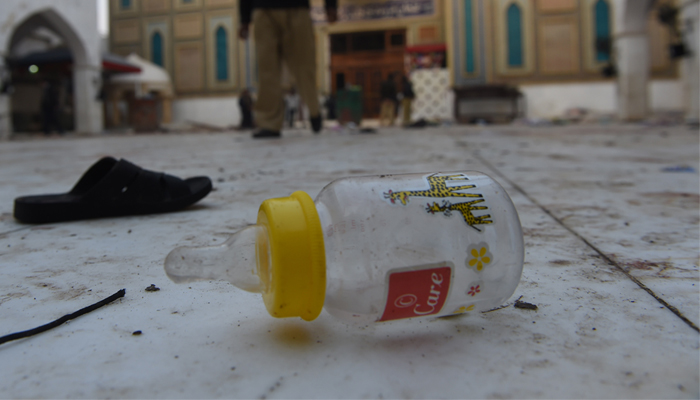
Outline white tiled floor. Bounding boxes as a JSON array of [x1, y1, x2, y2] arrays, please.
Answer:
[[0, 124, 698, 398]]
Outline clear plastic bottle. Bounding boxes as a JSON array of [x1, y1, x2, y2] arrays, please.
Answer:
[[165, 171, 524, 324]]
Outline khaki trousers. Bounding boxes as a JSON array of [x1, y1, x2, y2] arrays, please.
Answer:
[[253, 9, 320, 131], [380, 100, 396, 126], [402, 98, 413, 126]]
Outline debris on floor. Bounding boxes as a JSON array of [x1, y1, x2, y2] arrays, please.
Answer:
[[145, 284, 160, 292], [514, 299, 538, 310]]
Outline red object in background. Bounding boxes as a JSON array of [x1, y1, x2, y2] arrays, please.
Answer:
[[405, 43, 447, 53], [102, 59, 141, 74]]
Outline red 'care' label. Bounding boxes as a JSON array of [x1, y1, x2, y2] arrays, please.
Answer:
[[378, 263, 453, 322]]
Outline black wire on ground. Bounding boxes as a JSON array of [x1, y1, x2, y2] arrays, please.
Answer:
[[0, 288, 126, 345]]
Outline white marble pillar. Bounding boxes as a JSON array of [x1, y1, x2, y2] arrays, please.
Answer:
[[616, 33, 650, 121], [613, 0, 653, 121], [681, 1, 699, 124], [0, 94, 9, 140], [72, 64, 104, 134]]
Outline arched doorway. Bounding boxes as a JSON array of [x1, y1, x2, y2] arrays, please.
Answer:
[[4, 8, 102, 134]]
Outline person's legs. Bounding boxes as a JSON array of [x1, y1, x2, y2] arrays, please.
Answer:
[[402, 98, 412, 126], [379, 100, 390, 126], [241, 110, 253, 128], [282, 9, 320, 122], [381, 100, 395, 126], [54, 109, 64, 134], [288, 108, 296, 127], [388, 102, 395, 126], [253, 10, 285, 132], [42, 108, 51, 135]]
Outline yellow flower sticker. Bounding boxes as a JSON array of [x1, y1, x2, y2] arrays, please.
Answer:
[[453, 305, 476, 314], [466, 242, 493, 271]]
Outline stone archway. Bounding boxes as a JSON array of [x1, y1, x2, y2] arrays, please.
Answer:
[[3, 7, 102, 135]]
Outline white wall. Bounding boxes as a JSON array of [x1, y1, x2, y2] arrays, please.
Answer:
[[519, 80, 684, 119], [177, 79, 683, 124], [173, 97, 242, 128], [649, 80, 685, 111], [519, 82, 616, 118]]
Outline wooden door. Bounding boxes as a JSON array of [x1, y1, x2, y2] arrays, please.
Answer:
[[330, 30, 406, 118]]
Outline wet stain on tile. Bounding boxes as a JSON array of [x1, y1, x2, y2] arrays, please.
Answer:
[[0, 291, 31, 306], [547, 154, 578, 161], [641, 192, 699, 209], [549, 259, 573, 266], [619, 260, 689, 278], [640, 232, 684, 246]]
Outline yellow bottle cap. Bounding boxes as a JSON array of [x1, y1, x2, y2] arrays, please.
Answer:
[[256, 191, 326, 321]]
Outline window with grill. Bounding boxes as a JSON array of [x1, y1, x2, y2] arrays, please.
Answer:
[[594, 0, 612, 62], [151, 32, 163, 67], [351, 31, 385, 52], [215, 26, 228, 81], [506, 3, 523, 67], [331, 34, 348, 54], [390, 33, 405, 47]]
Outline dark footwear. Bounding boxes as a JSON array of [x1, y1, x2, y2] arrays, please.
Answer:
[[252, 129, 281, 139], [13, 157, 212, 223], [310, 115, 322, 133]]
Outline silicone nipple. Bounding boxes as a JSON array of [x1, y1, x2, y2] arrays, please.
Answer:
[[164, 225, 264, 293]]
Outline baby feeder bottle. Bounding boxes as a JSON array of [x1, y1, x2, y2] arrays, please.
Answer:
[[165, 172, 524, 324]]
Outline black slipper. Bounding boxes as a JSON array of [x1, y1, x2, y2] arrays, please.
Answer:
[[14, 157, 212, 223], [252, 129, 281, 139]]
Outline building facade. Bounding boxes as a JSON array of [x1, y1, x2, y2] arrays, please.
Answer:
[[109, 0, 254, 126], [445, 0, 691, 119], [110, 0, 252, 94], [447, 0, 678, 86], [109, 0, 697, 125], [109, 0, 448, 124]]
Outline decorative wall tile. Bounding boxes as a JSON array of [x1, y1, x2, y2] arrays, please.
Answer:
[[411, 68, 451, 120], [538, 17, 580, 74], [142, 0, 170, 14], [174, 13, 203, 39], [536, 0, 577, 13], [175, 42, 204, 91], [113, 19, 141, 44]]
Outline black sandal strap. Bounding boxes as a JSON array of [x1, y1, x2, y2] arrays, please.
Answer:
[[79, 158, 141, 202], [80, 159, 191, 204]]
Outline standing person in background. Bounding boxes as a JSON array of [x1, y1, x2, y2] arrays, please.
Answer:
[[41, 79, 64, 136], [238, 88, 255, 129], [401, 75, 415, 127], [379, 73, 397, 127], [238, 0, 337, 139], [324, 93, 337, 120], [285, 87, 300, 128]]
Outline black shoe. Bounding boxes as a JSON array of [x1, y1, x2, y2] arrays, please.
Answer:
[[252, 129, 281, 139], [310, 115, 322, 133]]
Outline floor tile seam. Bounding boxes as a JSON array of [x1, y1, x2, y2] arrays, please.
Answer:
[[0, 226, 34, 237], [472, 151, 700, 333]]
